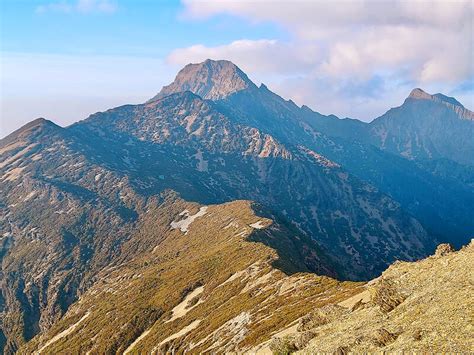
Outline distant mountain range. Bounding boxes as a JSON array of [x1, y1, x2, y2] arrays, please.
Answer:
[[1, 59, 473, 353]]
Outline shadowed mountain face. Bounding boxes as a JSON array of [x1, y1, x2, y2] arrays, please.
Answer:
[[152, 61, 473, 247], [72, 91, 433, 278], [0, 59, 472, 353]]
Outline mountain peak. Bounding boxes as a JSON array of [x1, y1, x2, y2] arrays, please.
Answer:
[[407, 88, 465, 108], [149, 59, 256, 102], [0, 117, 61, 146], [404, 88, 473, 120], [407, 88, 432, 100]]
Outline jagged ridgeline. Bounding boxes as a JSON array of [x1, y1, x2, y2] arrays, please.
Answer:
[[1, 59, 473, 353]]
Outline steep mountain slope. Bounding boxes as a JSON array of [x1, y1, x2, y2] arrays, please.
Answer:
[[0, 76, 434, 352], [0, 120, 147, 352], [262, 242, 474, 354], [0, 119, 335, 352], [0, 98, 424, 352], [362, 90, 474, 242], [72, 91, 433, 280], [219, 83, 473, 247], [19, 199, 359, 354]]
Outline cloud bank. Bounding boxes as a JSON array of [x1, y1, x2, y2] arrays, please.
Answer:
[[173, 0, 473, 119]]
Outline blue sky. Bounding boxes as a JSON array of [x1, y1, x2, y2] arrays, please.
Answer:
[[1, 0, 473, 137], [1, 1, 283, 56]]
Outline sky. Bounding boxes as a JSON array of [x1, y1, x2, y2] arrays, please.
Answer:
[[1, 0, 473, 137]]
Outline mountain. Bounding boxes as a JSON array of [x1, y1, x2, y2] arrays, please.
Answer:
[[1, 59, 472, 353], [368, 88, 474, 166], [299, 105, 474, 247], [152, 60, 473, 247], [0, 92, 427, 352], [71, 90, 433, 280], [0, 118, 332, 352]]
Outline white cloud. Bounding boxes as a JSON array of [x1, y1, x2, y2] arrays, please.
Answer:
[[167, 39, 319, 78], [182, 0, 472, 35], [36, 0, 117, 14], [177, 0, 473, 119]]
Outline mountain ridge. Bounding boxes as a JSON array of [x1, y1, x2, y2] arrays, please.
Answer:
[[4, 61, 472, 144]]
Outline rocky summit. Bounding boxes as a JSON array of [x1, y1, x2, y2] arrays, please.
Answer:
[[149, 59, 256, 101], [1, 59, 473, 353]]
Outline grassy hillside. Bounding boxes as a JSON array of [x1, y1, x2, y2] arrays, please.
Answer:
[[19, 199, 359, 354]]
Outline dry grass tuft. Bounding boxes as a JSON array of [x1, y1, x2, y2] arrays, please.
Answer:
[[412, 328, 423, 341], [297, 305, 346, 331], [269, 331, 316, 355], [269, 336, 298, 355]]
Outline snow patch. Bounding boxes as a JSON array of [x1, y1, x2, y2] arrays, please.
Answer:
[[193, 149, 208, 172], [166, 286, 204, 323], [3, 167, 26, 181], [36, 312, 90, 354], [0, 141, 26, 155], [23, 191, 37, 202], [170, 207, 208, 234], [240, 270, 277, 294], [0, 143, 37, 169], [31, 154, 42, 161], [218, 270, 246, 288], [159, 319, 201, 346], [123, 329, 152, 355], [250, 221, 266, 229], [338, 289, 371, 309], [224, 221, 239, 229]]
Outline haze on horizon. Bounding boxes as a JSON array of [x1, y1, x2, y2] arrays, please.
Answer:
[[1, 0, 473, 138]]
